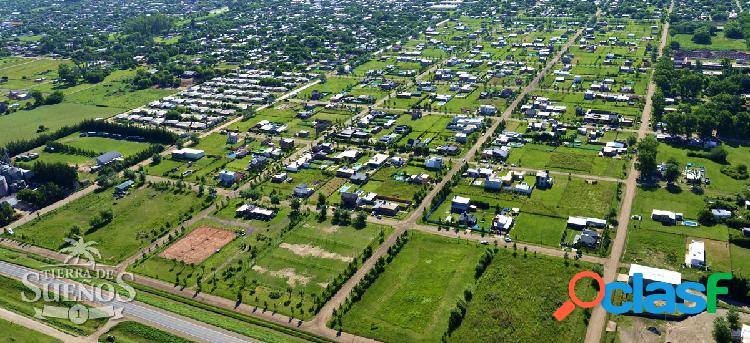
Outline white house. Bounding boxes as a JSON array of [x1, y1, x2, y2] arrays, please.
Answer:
[[628, 264, 682, 286], [651, 209, 682, 224], [172, 148, 205, 161], [712, 209, 732, 219], [685, 240, 705, 268], [367, 153, 389, 168]]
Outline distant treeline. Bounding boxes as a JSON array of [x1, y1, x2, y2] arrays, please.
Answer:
[[3, 120, 178, 156]]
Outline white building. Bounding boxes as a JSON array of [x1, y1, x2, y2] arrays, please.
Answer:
[[172, 148, 205, 160], [651, 209, 682, 224], [685, 240, 705, 268], [628, 264, 681, 286]]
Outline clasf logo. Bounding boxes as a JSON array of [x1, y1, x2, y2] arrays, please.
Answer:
[[553, 271, 733, 321]]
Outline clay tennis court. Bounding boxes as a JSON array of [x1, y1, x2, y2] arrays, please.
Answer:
[[160, 227, 237, 264]]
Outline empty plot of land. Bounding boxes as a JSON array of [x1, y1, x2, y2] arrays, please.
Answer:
[[160, 227, 237, 264], [279, 243, 354, 262]]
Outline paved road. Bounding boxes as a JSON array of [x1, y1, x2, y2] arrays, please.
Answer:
[[0, 261, 256, 343], [584, 4, 673, 342]]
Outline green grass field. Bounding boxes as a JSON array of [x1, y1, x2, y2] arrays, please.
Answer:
[[98, 321, 192, 343], [656, 143, 750, 196], [0, 316, 61, 343], [340, 232, 485, 343], [670, 33, 747, 51], [16, 185, 206, 264], [56, 133, 151, 157], [448, 250, 597, 342], [0, 103, 122, 146], [505, 143, 629, 178]]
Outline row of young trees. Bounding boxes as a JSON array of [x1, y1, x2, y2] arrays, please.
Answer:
[[3, 119, 178, 156]]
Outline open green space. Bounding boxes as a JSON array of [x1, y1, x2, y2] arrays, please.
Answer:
[[670, 33, 748, 51], [340, 232, 485, 343], [448, 250, 597, 342], [16, 185, 206, 264], [505, 143, 629, 178], [98, 321, 192, 343], [0, 316, 61, 343], [0, 103, 122, 146]]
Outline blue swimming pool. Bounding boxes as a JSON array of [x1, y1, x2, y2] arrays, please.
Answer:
[[683, 220, 699, 227]]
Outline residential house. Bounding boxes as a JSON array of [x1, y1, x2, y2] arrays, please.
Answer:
[[628, 264, 681, 288], [271, 172, 288, 183], [293, 183, 314, 198], [651, 209, 682, 224], [712, 209, 732, 220], [172, 148, 205, 161], [574, 229, 600, 248], [373, 201, 400, 216], [451, 195, 471, 213], [96, 151, 123, 166], [535, 170, 554, 189], [218, 170, 237, 186], [425, 156, 443, 170], [685, 240, 705, 269]]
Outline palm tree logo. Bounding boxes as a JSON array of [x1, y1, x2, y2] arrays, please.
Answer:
[[60, 236, 101, 266]]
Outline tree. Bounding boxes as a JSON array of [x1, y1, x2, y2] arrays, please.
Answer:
[[317, 193, 327, 209], [727, 307, 741, 331], [713, 316, 732, 343], [318, 205, 327, 222], [698, 208, 717, 226], [44, 91, 64, 105], [664, 158, 681, 183], [31, 90, 44, 107], [58, 63, 79, 86], [0, 202, 16, 227], [692, 26, 712, 45], [636, 136, 659, 178], [354, 212, 367, 229], [725, 21, 744, 39], [708, 146, 729, 164]]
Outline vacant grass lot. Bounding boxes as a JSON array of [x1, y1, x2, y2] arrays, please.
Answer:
[[16, 185, 205, 264], [15, 151, 92, 168], [340, 232, 484, 343], [0, 316, 61, 342], [98, 321, 191, 343], [56, 134, 151, 157], [233, 219, 390, 320], [0, 58, 62, 91], [0, 103, 122, 146], [505, 143, 628, 178], [511, 213, 568, 247], [297, 77, 359, 100], [448, 250, 597, 343], [670, 33, 747, 51]]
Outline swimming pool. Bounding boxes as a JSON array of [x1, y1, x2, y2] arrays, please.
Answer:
[[683, 220, 699, 227]]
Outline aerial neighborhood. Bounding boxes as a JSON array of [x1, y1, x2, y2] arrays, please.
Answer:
[[0, 0, 749, 342]]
